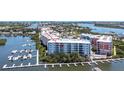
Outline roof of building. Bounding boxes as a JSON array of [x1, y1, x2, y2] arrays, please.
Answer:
[[81, 33, 101, 38], [81, 33, 112, 43], [41, 27, 60, 40], [48, 39, 91, 44], [97, 35, 112, 42]]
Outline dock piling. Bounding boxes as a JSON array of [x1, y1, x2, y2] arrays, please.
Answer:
[[52, 64, 54, 68], [59, 64, 62, 67], [44, 64, 47, 68], [81, 63, 84, 66], [74, 63, 77, 66], [67, 64, 70, 67], [28, 63, 31, 66], [88, 62, 91, 66], [12, 64, 15, 67], [20, 63, 23, 67]]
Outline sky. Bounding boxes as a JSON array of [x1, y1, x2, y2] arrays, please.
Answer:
[[0, 0, 124, 21]]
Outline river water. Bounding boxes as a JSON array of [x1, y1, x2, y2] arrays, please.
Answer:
[[1, 23, 124, 71], [78, 23, 124, 35]]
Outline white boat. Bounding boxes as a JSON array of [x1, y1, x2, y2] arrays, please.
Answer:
[[17, 55, 22, 59], [13, 57, 18, 61], [8, 55, 13, 58], [20, 50, 24, 53], [27, 40, 32, 42], [11, 50, 18, 54], [28, 44, 31, 46], [8, 55, 13, 61], [25, 49, 28, 53], [27, 54, 32, 59], [23, 55, 27, 60], [29, 49, 33, 53], [27, 40, 29, 42], [30, 49, 34, 52], [22, 44, 27, 47], [8, 56, 13, 61]]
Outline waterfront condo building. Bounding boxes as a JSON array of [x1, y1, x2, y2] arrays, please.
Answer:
[[80, 33, 101, 46], [80, 33, 112, 55], [47, 39, 91, 56], [96, 36, 112, 55], [41, 27, 60, 46]]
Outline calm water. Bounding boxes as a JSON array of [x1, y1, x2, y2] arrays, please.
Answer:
[[78, 23, 124, 34]]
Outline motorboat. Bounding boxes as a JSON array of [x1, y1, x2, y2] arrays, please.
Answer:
[[8, 55, 13, 59], [17, 55, 22, 59], [27, 54, 32, 59], [23, 55, 27, 60], [8, 56, 13, 61], [29, 49, 33, 53], [27, 40, 29, 42], [13, 57, 19, 61], [25, 49, 28, 53], [20, 50, 24, 53], [28, 44, 31, 46], [11, 50, 18, 54], [22, 44, 27, 47]]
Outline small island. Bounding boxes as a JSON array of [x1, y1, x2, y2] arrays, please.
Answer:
[[0, 39, 7, 46], [94, 22, 124, 29]]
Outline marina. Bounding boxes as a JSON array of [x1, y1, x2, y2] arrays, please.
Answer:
[[8, 54, 36, 61], [0, 36, 37, 70], [1, 22, 124, 71]]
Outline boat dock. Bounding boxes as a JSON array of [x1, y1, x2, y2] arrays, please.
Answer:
[[2, 57, 124, 70]]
